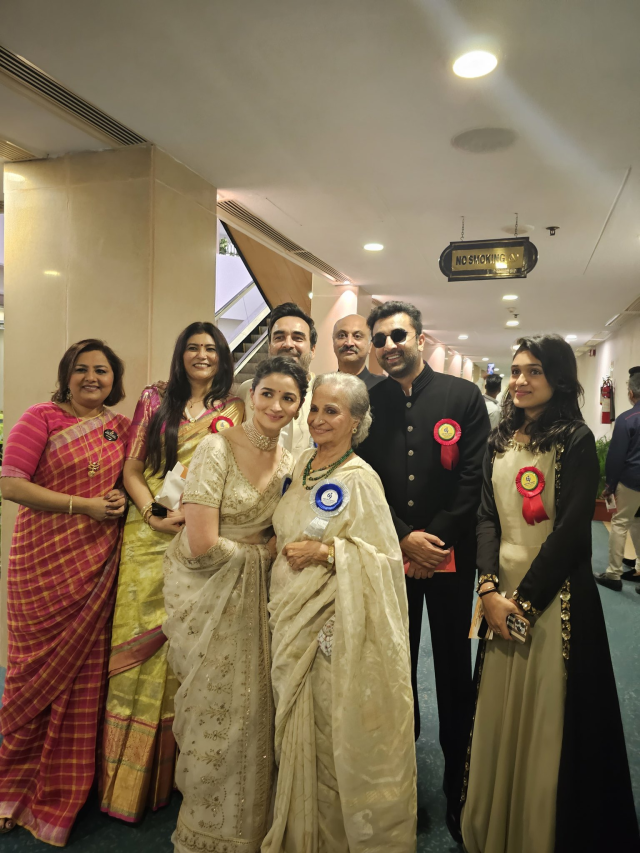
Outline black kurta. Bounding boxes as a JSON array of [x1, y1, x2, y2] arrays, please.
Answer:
[[473, 423, 640, 852], [358, 362, 490, 808]]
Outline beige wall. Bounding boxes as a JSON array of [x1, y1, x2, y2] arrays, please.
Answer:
[[577, 315, 640, 440], [1, 145, 217, 664]]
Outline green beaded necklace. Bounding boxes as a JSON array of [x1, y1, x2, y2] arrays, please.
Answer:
[[302, 447, 354, 490]]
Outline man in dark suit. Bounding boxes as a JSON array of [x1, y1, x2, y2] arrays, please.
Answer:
[[357, 301, 490, 841]]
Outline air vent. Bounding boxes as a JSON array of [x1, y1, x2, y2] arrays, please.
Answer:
[[0, 139, 37, 161], [218, 199, 351, 284], [0, 44, 146, 147]]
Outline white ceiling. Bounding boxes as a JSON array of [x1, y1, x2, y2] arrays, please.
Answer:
[[2, 0, 640, 367]]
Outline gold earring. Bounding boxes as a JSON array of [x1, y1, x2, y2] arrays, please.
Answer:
[[352, 427, 357, 434]]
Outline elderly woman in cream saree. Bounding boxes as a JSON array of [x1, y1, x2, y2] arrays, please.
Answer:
[[263, 373, 417, 853]]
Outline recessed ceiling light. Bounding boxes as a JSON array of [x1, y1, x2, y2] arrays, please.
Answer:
[[44, 270, 61, 277], [506, 320, 520, 327], [500, 373, 505, 378], [512, 344, 519, 350], [565, 334, 577, 341], [502, 294, 518, 301], [458, 334, 468, 340], [364, 243, 384, 252], [342, 280, 351, 285], [5, 171, 25, 182], [482, 357, 489, 361], [453, 51, 498, 79]]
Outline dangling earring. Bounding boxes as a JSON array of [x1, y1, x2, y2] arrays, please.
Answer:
[[64, 388, 72, 402]]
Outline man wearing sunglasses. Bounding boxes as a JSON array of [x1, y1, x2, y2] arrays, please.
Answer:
[[357, 300, 490, 843]]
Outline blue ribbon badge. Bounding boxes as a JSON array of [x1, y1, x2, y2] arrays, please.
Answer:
[[303, 479, 350, 540], [281, 475, 293, 496]]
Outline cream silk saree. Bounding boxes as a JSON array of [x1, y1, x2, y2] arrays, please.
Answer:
[[263, 452, 417, 853], [163, 433, 292, 853]]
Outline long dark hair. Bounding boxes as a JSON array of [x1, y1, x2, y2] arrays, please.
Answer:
[[147, 322, 235, 477], [52, 338, 125, 406], [491, 334, 584, 454]]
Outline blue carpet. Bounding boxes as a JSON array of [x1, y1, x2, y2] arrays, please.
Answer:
[[0, 522, 638, 851]]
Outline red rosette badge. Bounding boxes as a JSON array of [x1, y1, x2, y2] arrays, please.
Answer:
[[210, 415, 234, 433], [433, 419, 462, 470], [516, 466, 550, 525]]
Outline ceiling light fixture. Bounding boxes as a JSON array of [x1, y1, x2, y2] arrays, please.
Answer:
[[342, 280, 351, 285], [364, 243, 384, 252], [506, 320, 520, 327], [502, 294, 518, 301], [482, 357, 489, 361], [500, 373, 505, 378], [458, 334, 468, 340], [565, 334, 577, 341], [453, 50, 498, 79], [44, 270, 61, 277]]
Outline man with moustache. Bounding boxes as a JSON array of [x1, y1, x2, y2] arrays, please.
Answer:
[[357, 300, 490, 843], [332, 313, 384, 390], [240, 302, 316, 458]]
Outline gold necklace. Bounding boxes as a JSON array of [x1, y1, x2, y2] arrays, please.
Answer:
[[70, 402, 106, 477], [242, 420, 279, 451]]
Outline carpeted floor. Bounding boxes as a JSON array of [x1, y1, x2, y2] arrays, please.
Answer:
[[0, 521, 638, 851]]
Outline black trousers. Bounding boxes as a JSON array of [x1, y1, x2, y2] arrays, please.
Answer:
[[406, 563, 475, 806]]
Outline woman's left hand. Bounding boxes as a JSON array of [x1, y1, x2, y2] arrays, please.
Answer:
[[283, 540, 329, 572], [104, 489, 127, 518]]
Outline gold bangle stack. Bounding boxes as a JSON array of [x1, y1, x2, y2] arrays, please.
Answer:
[[141, 501, 154, 526]]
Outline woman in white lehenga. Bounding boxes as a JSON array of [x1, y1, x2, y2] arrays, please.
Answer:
[[162, 356, 308, 853], [263, 373, 417, 853]]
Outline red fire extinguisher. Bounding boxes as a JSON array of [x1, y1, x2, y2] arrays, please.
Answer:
[[601, 378, 614, 424]]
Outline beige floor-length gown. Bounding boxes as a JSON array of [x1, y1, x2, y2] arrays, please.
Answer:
[[162, 433, 292, 853], [461, 444, 566, 853], [263, 452, 417, 853]]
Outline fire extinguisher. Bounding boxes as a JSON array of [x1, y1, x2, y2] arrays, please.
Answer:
[[601, 378, 614, 424]]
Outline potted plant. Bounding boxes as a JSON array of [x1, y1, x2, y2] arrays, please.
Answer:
[[593, 435, 613, 521]]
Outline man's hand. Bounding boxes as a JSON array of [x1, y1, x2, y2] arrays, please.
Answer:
[[601, 486, 613, 499], [400, 530, 450, 570]]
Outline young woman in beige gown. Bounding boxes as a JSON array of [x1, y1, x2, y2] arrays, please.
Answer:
[[263, 373, 417, 853], [162, 356, 308, 853], [461, 335, 639, 853]]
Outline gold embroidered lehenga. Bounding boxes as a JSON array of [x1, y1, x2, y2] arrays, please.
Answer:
[[162, 433, 293, 853], [100, 387, 243, 823]]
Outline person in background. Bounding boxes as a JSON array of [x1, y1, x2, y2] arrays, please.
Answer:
[[240, 302, 316, 458], [357, 300, 489, 844], [483, 373, 502, 429], [263, 373, 416, 852], [595, 370, 640, 591], [332, 313, 384, 390], [0, 340, 129, 844], [462, 335, 639, 853], [101, 322, 243, 823], [162, 356, 306, 853]]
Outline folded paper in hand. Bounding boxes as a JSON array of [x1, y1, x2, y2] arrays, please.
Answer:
[[155, 462, 188, 511]]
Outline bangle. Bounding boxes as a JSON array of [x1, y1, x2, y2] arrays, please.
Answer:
[[140, 501, 154, 520], [478, 587, 499, 598], [476, 573, 499, 594], [68, 496, 73, 515]]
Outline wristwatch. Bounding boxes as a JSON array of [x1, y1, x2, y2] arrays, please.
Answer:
[[326, 543, 335, 567]]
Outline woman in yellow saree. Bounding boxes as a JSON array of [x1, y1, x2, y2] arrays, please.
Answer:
[[100, 322, 243, 823], [263, 373, 417, 853]]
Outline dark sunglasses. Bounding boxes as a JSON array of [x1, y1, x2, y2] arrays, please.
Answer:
[[371, 328, 414, 349]]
